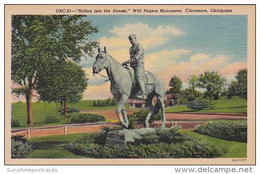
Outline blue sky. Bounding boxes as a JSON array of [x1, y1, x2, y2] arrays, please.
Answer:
[[84, 15, 247, 64], [79, 15, 248, 99]]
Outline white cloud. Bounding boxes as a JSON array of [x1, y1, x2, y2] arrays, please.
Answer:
[[109, 23, 185, 39], [190, 53, 210, 63], [145, 49, 191, 72], [98, 23, 185, 53], [155, 53, 247, 89]]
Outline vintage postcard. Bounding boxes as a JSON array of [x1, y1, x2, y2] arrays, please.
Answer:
[[5, 4, 255, 165]]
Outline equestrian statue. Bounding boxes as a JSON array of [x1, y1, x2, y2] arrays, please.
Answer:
[[92, 34, 166, 129]]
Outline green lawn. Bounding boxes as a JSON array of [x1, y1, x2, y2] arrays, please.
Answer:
[[166, 96, 247, 114], [12, 96, 246, 128], [183, 130, 247, 158], [28, 133, 86, 158], [12, 100, 124, 128], [68, 100, 118, 110], [12, 102, 67, 128], [27, 131, 247, 158]]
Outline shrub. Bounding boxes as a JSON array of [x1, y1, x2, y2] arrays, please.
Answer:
[[11, 119, 20, 127], [102, 126, 122, 133], [74, 133, 107, 145], [169, 99, 175, 106], [172, 139, 221, 158], [128, 109, 162, 129], [11, 135, 33, 158], [195, 120, 247, 142], [59, 107, 80, 115], [177, 97, 188, 104], [67, 127, 222, 158], [181, 89, 203, 102], [11, 135, 27, 143], [187, 99, 215, 111], [70, 113, 106, 123], [44, 116, 59, 123], [128, 116, 138, 129], [133, 126, 191, 145], [93, 98, 117, 107], [131, 109, 162, 122]]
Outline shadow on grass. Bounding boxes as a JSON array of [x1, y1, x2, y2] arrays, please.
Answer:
[[211, 106, 247, 110], [32, 141, 69, 150]]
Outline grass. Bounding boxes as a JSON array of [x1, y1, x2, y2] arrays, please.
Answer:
[[166, 96, 247, 114], [12, 102, 67, 128], [12, 96, 246, 128], [68, 100, 120, 110], [28, 133, 86, 158], [183, 130, 247, 158], [12, 100, 125, 128], [27, 130, 247, 158]]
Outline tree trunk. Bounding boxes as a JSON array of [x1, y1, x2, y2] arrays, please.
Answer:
[[64, 101, 67, 119], [25, 89, 33, 126], [26, 76, 34, 126]]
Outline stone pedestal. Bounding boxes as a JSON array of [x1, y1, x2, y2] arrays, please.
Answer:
[[105, 128, 157, 145]]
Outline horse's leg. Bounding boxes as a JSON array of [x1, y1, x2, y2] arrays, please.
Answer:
[[122, 108, 129, 128], [121, 97, 129, 128], [157, 96, 166, 129], [145, 104, 154, 128], [116, 94, 129, 129]]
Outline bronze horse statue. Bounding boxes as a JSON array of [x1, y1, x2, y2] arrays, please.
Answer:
[[93, 47, 166, 129]]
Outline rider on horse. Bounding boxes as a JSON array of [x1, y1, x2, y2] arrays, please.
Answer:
[[123, 34, 147, 100]]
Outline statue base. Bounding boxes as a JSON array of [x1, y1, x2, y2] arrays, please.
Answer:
[[105, 128, 157, 145]]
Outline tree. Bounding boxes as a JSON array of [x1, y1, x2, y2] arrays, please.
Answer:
[[188, 74, 198, 93], [181, 88, 203, 101], [11, 15, 98, 126], [106, 98, 112, 106], [197, 71, 226, 100], [226, 80, 238, 98], [168, 76, 182, 94], [36, 60, 88, 118], [236, 69, 247, 100]]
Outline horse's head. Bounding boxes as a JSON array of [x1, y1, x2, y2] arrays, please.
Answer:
[[93, 46, 109, 74]]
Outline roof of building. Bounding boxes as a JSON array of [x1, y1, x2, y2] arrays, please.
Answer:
[[128, 99, 146, 104]]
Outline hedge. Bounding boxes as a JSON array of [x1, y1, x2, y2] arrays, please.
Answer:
[[11, 135, 33, 158], [195, 120, 247, 142], [70, 113, 106, 123], [67, 126, 222, 158]]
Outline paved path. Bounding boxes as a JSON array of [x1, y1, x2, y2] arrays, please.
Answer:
[[12, 110, 246, 138], [81, 109, 247, 120]]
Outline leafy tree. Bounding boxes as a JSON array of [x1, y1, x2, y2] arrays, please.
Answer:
[[106, 98, 112, 106], [236, 69, 247, 100], [226, 80, 238, 98], [11, 15, 98, 126], [36, 60, 88, 118], [181, 88, 203, 101], [167, 76, 182, 94], [188, 74, 198, 93], [197, 71, 226, 100]]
